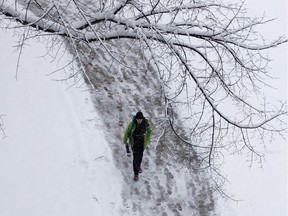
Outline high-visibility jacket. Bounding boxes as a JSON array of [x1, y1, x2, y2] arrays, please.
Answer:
[[123, 118, 152, 148]]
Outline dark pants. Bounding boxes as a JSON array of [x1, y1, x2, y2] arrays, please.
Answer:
[[132, 136, 144, 175]]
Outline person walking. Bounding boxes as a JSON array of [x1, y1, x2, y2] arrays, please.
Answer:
[[123, 111, 152, 181]]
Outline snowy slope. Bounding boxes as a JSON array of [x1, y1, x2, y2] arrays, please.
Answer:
[[0, 31, 123, 216]]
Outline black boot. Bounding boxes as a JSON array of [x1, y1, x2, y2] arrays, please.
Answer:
[[139, 167, 142, 173]]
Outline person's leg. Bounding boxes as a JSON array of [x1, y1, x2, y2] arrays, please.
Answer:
[[133, 146, 140, 176], [132, 137, 145, 180], [137, 146, 144, 173]]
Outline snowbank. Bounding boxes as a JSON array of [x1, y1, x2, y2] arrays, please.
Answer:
[[0, 30, 123, 216]]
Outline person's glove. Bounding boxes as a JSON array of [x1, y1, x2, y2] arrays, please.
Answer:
[[125, 143, 132, 157]]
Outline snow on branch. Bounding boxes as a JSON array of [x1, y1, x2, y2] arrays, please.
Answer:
[[1, 2, 66, 33]]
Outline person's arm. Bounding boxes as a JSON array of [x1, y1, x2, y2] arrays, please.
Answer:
[[124, 122, 133, 156], [144, 121, 152, 148]]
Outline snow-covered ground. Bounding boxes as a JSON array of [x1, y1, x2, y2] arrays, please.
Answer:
[[0, 0, 286, 215], [0, 33, 123, 216]]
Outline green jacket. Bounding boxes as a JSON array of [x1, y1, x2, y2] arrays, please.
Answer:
[[123, 118, 152, 148]]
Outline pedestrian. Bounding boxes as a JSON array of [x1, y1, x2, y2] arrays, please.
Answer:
[[123, 111, 152, 181]]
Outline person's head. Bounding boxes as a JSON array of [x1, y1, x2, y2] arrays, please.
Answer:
[[135, 111, 144, 124]]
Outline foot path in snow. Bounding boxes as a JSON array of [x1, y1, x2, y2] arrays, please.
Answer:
[[76, 41, 215, 216]]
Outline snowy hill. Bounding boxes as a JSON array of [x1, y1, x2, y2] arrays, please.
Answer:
[[0, 32, 123, 216]]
